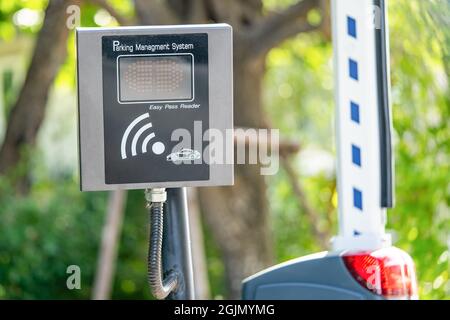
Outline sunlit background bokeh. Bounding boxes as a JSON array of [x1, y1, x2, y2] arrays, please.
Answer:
[[0, 0, 448, 299]]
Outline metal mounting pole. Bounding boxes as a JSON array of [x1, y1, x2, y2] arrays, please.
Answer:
[[162, 188, 195, 299]]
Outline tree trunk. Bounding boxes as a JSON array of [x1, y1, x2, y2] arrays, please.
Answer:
[[0, 0, 75, 193], [198, 56, 274, 298]]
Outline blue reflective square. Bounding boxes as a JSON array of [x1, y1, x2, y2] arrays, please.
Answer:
[[352, 144, 361, 167], [349, 59, 359, 80], [353, 188, 363, 210], [347, 16, 357, 38], [351, 101, 360, 123]]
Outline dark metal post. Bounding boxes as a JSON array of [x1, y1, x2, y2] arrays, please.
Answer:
[[163, 188, 195, 299]]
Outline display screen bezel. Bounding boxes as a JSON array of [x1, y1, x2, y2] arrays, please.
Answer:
[[116, 53, 195, 104]]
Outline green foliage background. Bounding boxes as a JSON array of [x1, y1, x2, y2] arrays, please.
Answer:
[[0, 0, 448, 299]]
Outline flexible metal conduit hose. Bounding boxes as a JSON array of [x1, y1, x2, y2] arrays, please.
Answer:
[[146, 188, 179, 299]]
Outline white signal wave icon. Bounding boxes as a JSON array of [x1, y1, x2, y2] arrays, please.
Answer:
[[121, 113, 165, 159]]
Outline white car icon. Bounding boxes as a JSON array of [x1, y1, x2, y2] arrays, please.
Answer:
[[167, 148, 201, 162]]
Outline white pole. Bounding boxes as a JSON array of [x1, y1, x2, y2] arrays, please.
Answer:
[[332, 0, 393, 251], [92, 190, 127, 299]]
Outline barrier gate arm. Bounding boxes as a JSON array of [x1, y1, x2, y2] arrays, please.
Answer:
[[332, 0, 394, 251]]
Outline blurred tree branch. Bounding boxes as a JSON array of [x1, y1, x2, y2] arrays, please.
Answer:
[[261, 116, 331, 249], [244, 0, 321, 58], [279, 154, 330, 249], [234, 127, 301, 156], [134, 0, 180, 25], [90, 0, 135, 25]]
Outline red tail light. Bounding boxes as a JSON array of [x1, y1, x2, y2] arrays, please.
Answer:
[[342, 247, 418, 300]]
